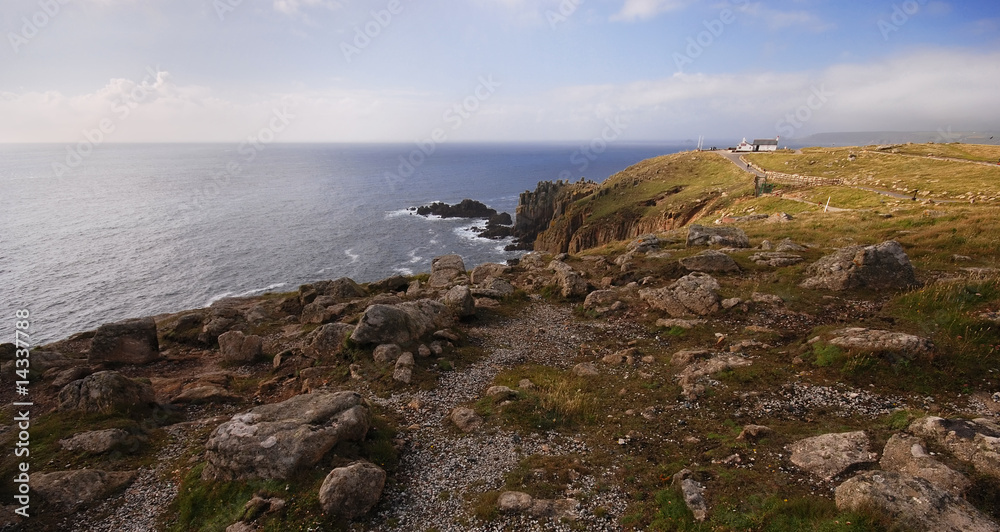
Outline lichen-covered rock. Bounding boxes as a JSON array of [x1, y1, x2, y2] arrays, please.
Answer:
[[550, 261, 588, 298], [88, 317, 160, 365], [449, 407, 483, 432], [442, 285, 475, 318], [639, 273, 721, 317], [686, 224, 749, 248], [202, 391, 370, 481], [671, 469, 708, 522], [787, 431, 877, 481], [57, 371, 155, 413], [318, 461, 386, 519], [835, 471, 999, 532], [393, 352, 414, 384], [471, 263, 511, 284], [58, 429, 132, 454], [350, 300, 452, 345], [909, 416, 1000, 479], [305, 323, 355, 360], [218, 330, 263, 364], [800, 240, 918, 291], [34, 470, 136, 513], [828, 328, 932, 357], [880, 433, 970, 496], [679, 250, 740, 273], [373, 344, 401, 365], [429, 254, 467, 288]]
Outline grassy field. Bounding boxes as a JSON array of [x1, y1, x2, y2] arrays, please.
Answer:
[[878, 142, 1000, 163]]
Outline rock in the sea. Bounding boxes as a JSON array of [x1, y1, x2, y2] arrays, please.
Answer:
[[350, 300, 452, 345], [686, 224, 750, 248], [679, 250, 740, 273], [442, 285, 475, 318], [318, 460, 386, 519], [909, 416, 1000, 479], [202, 391, 370, 481], [639, 273, 721, 317], [58, 428, 132, 454], [449, 407, 483, 432], [828, 328, 932, 357], [34, 470, 136, 513], [88, 317, 161, 365], [218, 330, 263, 364], [787, 431, 877, 481], [305, 323, 355, 360], [880, 433, 970, 496], [835, 471, 999, 532], [800, 240, 918, 291], [429, 254, 467, 288], [58, 371, 155, 413]]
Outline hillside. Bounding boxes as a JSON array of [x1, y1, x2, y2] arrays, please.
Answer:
[[2, 144, 1000, 531]]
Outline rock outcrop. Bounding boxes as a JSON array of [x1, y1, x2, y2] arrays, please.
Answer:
[[787, 431, 877, 481], [909, 416, 1000, 479], [880, 433, 970, 496], [686, 225, 749, 248], [800, 240, 919, 291], [34, 470, 137, 513], [639, 273, 721, 317], [218, 330, 263, 365], [202, 391, 371, 481], [57, 371, 155, 413], [58, 429, 133, 455], [318, 461, 386, 519], [88, 317, 161, 365], [827, 328, 932, 356], [350, 300, 452, 345], [429, 254, 467, 288], [442, 285, 475, 318], [679, 250, 740, 273]]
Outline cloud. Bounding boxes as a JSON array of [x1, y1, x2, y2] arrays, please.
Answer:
[[738, 3, 835, 32], [610, 0, 690, 22], [272, 0, 345, 16]]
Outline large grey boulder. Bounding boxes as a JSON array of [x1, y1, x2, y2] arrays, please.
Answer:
[[828, 328, 932, 357], [449, 407, 483, 433], [305, 323, 355, 360], [429, 254, 467, 288], [318, 461, 386, 519], [679, 250, 740, 273], [909, 416, 1000, 479], [88, 317, 160, 365], [787, 431, 877, 481], [550, 261, 588, 298], [639, 273, 721, 317], [202, 391, 371, 481], [58, 428, 132, 455], [471, 263, 511, 284], [314, 277, 366, 301], [442, 285, 475, 318], [880, 433, 970, 496], [57, 371, 155, 413], [350, 299, 452, 345], [218, 330, 263, 364], [836, 471, 999, 532], [686, 224, 749, 248], [672, 469, 708, 522], [34, 470, 136, 512], [800, 240, 918, 291]]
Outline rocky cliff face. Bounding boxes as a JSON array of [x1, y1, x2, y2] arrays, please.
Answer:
[[510, 180, 597, 250]]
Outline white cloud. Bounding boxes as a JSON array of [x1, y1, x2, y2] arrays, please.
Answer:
[[738, 2, 835, 32], [610, 0, 690, 22], [272, 0, 344, 16]]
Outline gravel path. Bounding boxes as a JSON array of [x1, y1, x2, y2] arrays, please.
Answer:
[[365, 301, 630, 531]]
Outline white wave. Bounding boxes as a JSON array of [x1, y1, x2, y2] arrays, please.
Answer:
[[345, 248, 359, 262], [384, 208, 418, 218], [408, 249, 423, 264], [204, 291, 233, 307], [237, 282, 288, 298], [393, 266, 414, 276]]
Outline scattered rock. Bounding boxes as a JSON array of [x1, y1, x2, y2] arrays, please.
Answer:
[[449, 407, 483, 432], [498, 491, 534, 513], [318, 461, 386, 519], [828, 328, 932, 357], [676, 354, 751, 400], [88, 317, 161, 365], [750, 252, 804, 267], [775, 238, 807, 252], [485, 385, 516, 399], [471, 263, 511, 284], [202, 391, 370, 481], [218, 330, 263, 365], [551, 262, 588, 298], [787, 431, 877, 481], [835, 471, 998, 532], [686, 224, 749, 248], [750, 292, 784, 306], [57, 371, 155, 413], [373, 344, 402, 365], [880, 433, 970, 496], [800, 240, 918, 292], [670, 349, 711, 366], [628, 234, 661, 253], [639, 273, 721, 317], [679, 250, 740, 273], [312, 277, 366, 301]]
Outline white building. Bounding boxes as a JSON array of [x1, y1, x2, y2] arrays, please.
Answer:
[[753, 138, 778, 152], [735, 137, 754, 152]]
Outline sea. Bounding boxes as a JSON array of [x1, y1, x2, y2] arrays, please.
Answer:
[[1, 142, 688, 345]]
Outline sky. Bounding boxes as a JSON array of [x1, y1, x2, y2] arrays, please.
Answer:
[[1, 0, 998, 143]]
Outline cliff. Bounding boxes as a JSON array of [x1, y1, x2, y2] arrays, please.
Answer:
[[509, 179, 598, 250]]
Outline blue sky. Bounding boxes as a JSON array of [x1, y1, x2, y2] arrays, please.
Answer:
[[1, 0, 998, 142]]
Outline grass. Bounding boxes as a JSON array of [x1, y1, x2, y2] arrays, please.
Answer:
[[883, 142, 1000, 163]]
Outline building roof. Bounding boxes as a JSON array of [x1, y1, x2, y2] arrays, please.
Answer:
[[753, 139, 778, 145]]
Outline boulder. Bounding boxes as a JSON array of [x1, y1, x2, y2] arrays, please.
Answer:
[[449, 407, 483, 432], [218, 331, 263, 365], [471, 263, 511, 284], [299, 300, 348, 325], [350, 300, 452, 345], [671, 469, 707, 522], [736, 425, 773, 442], [628, 234, 661, 253], [34, 470, 136, 512], [485, 385, 516, 399], [749, 252, 804, 268], [88, 317, 160, 365], [442, 285, 475, 318], [393, 352, 414, 384], [800, 240, 919, 291], [551, 262, 588, 298], [909, 416, 1000, 479], [314, 277, 366, 300], [202, 391, 371, 481], [572, 363, 599, 377], [787, 431, 877, 481], [58, 428, 132, 454], [880, 433, 969, 496], [583, 289, 620, 310], [676, 354, 751, 400], [318, 461, 386, 519], [498, 491, 534, 513], [639, 273, 721, 317], [57, 371, 155, 413], [835, 471, 999, 532], [686, 224, 749, 248], [679, 250, 740, 273], [775, 238, 807, 252], [828, 328, 932, 357], [305, 323, 355, 360], [471, 278, 516, 299], [373, 344, 402, 365], [429, 254, 467, 288], [368, 275, 409, 294]]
